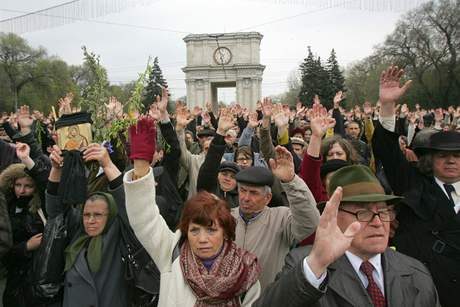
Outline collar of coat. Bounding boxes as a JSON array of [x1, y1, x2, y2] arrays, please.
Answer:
[[327, 248, 423, 307]]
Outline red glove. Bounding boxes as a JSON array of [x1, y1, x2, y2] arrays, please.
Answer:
[[129, 117, 157, 163]]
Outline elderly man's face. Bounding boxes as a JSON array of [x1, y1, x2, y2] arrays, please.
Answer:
[[337, 202, 391, 260], [432, 151, 460, 184], [238, 184, 272, 217]]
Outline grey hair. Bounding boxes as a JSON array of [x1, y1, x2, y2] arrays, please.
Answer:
[[238, 183, 272, 195], [417, 153, 433, 176]]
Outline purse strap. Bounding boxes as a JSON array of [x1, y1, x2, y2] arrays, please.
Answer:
[[37, 208, 47, 226]]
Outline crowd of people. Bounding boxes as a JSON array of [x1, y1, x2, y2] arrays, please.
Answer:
[[0, 65, 459, 307]]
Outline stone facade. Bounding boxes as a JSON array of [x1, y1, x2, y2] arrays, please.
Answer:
[[182, 32, 264, 110]]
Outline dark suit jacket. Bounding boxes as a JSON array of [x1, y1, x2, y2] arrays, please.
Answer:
[[372, 121, 460, 307], [254, 246, 440, 307]]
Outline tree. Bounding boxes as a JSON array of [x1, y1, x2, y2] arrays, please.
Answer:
[[279, 69, 301, 107], [19, 57, 76, 112], [298, 47, 341, 109], [0, 33, 46, 111], [346, 0, 460, 108], [298, 47, 322, 106], [326, 49, 346, 103], [143, 56, 168, 111]]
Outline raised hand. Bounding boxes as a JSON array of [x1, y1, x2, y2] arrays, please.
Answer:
[[83, 143, 112, 168], [206, 101, 213, 113], [454, 107, 460, 119], [17, 105, 34, 133], [129, 116, 157, 164], [217, 108, 235, 135], [15, 142, 31, 162], [309, 103, 336, 138], [148, 103, 161, 121], [296, 99, 306, 116], [379, 66, 412, 115], [233, 103, 243, 116], [248, 111, 259, 128], [192, 106, 202, 118], [256, 100, 262, 111], [273, 104, 289, 128], [157, 88, 169, 115], [261, 97, 273, 118], [311, 94, 320, 106], [175, 99, 185, 110], [175, 108, 193, 131], [269, 146, 295, 183], [201, 111, 211, 126], [105, 96, 123, 120], [307, 187, 361, 277], [400, 103, 409, 117], [434, 108, 444, 123], [50, 145, 64, 169], [58, 92, 74, 116], [333, 91, 345, 108], [407, 112, 416, 125]]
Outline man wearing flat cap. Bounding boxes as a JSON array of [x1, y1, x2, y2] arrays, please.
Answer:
[[372, 66, 460, 307], [254, 165, 440, 307], [231, 146, 319, 290]]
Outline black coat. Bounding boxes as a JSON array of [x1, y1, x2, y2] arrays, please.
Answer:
[[3, 195, 45, 307], [0, 191, 12, 261], [373, 122, 460, 307], [197, 134, 239, 208]]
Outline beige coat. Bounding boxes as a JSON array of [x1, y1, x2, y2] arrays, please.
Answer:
[[124, 168, 261, 307], [177, 129, 206, 199], [231, 175, 319, 290]]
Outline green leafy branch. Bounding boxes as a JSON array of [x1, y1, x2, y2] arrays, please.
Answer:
[[79, 46, 110, 143], [107, 57, 152, 147]]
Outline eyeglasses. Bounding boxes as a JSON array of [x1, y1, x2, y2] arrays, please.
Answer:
[[339, 208, 396, 222], [83, 213, 108, 221], [236, 157, 252, 162]]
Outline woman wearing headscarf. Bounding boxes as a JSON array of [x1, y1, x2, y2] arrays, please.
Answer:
[[45, 144, 129, 307], [124, 117, 261, 307]]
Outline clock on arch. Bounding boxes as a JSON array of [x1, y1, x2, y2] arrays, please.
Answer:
[[214, 47, 232, 65]]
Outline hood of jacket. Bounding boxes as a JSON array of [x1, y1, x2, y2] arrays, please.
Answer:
[[0, 163, 41, 214]]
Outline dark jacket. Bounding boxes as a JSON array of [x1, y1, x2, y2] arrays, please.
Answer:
[[0, 191, 12, 270], [0, 139, 18, 173], [46, 178, 128, 307], [158, 121, 181, 186], [197, 133, 239, 208], [0, 163, 48, 307], [254, 246, 440, 307], [373, 121, 460, 307]]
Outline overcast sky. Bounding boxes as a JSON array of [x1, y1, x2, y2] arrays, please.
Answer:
[[0, 0, 426, 102]]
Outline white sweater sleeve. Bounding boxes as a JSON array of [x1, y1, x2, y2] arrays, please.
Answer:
[[124, 168, 181, 272]]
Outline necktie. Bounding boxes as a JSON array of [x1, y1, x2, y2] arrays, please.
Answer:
[[444, 184, 455, 205], [360, 261, 386, 307]]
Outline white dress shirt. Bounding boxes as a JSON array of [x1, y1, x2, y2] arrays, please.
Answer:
[[434, 177, 460, 213], [303, 251, 385, 294]]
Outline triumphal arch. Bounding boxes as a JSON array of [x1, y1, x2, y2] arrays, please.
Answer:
[[182, 32, 265, 110]]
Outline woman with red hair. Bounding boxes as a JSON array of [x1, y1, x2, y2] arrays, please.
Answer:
[[124, 117, 261, 307]]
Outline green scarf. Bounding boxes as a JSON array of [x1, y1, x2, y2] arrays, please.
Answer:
[[64, 192, 118, 273]]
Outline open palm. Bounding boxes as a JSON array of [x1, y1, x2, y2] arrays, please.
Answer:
[[379, 66, 412, 105]]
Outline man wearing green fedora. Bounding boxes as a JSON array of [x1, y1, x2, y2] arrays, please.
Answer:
[[372, 66, 460, 307], [254, 165, 440, 307]]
